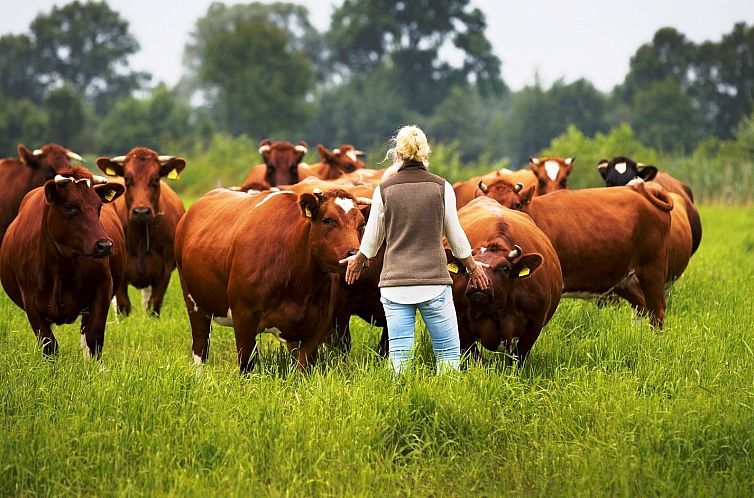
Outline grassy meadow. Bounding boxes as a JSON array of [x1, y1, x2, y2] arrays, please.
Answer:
[[1, 204, 753, 496]]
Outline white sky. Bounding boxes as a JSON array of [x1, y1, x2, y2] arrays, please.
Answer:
[[2, 0, 752, 92]]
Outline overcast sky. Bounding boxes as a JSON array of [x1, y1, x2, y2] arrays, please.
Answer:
[[2, 0, 752, 92]]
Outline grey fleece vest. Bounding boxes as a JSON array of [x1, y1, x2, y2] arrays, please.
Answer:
[[378, 161, 453, 287]]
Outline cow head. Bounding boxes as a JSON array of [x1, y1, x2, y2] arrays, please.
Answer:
[[476, 179, 535, 211], [43, 167, 124, 258], [597, 156, 658, 186], [259, 139, 307, 186], [18, 143, 83, 182], [317, 144, 366, 177], [298, 188, 366, 273], [529, 156, 574, 195], [97, 147, 185, 222]]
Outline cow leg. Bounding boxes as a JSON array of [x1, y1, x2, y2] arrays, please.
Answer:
[[613, 277, 648, 314], [115, 281, 132, 316], [25, 306, 58, 357], [295, 333, 322, 370], [179, 281, 212, 365], [229, 308, 259, 375], [636, 266, 666, 329], [146, 269, 172, 317], [81, 291, 111, 359]]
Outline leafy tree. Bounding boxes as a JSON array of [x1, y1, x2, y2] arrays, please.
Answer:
[[0, 34, 44, 102], [99, 83, 200, 154], [0, 99, 48, 155], [44, 85, 85, 149], [328, 0, 505, 114], [632, 79, 702, 153], [29, 0, 148, 112], [185, 2, 315, 137]]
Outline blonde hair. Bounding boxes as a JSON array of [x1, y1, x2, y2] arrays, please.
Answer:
[[385, 125, 431, 166]]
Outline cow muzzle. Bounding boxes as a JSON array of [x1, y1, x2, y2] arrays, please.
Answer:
[[466, 288, 493, 306], [131, 207, 154, 220], [93, 239, 113, 258]]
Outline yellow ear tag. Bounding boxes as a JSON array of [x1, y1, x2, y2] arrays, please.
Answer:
[[105, 167, 116, 176], [103, 189, 117, 202], [167, 169, 180, 180], [518, 267, 530, 278], [447, 263, 459, 274], [305, 207, 312, 218]]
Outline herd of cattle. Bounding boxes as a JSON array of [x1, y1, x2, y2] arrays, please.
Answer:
[[0, 140, 702, 373]]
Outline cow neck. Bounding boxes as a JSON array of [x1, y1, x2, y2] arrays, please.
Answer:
[[40, 204, 75, 269], [126, 217, 153, 254]]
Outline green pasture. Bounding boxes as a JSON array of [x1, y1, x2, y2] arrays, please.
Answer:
[[1, 205, 753, 496]]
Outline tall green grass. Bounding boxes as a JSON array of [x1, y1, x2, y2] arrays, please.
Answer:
[[1, 205, 753, 496]]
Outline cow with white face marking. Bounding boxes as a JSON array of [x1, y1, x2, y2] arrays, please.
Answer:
[[1, 167, 125, 358], [529, 156, 575, 195], [0, 143, 85, 248], [175, 186, 366, 374], [598, 156, 701, 254], [97, 147, 187, 316], [241, 139, 308, 189]]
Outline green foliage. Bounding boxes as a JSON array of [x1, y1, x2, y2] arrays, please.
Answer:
[[1, 206, 754, 496], [0, 99, 49, 155], [0, 33, 44, 102], [539, 124, 660, 189], [328, 0, 505, 114], [633, 79, 703, 153], [427, 141, 508, 183], [98, 83, 202, 155], [185, 2, 316, 137], [29, 0, 148, 112], [44, 85, 85, 150]]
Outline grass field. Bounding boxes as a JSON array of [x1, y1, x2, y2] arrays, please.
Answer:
[[1, 205, 753, 497]]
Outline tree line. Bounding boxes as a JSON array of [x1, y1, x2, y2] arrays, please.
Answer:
[[1, 0, 753, 169]]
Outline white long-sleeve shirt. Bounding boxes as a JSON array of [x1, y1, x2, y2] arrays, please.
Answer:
[[359, 182, 472, 304]]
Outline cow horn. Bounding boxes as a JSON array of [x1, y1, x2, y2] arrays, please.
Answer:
[[565, 157, 575, 166], [157, 155, 173, 164], [355, 197, 372, 205], [312, 187, 324, 196], [33, 149, 43, 156], [67, 150, 84, 162], [54, 175, 73, 184], [92, 175, 108, 185], [508, 245, 522, 260], [295, 144, 308, 154], [258, 144, 271, 154], [111, 155, 126, 164], [530, 157, 540, 165], [478, 181, 488, 193], [355, 150, 366, 156], [333, 148, 341, 154], [514, 182, 523, 193]]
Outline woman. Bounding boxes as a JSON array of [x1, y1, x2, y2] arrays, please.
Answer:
[[340, 125, 489, 373]]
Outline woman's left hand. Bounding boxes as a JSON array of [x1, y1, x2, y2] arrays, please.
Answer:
[[339, 252, 369, 285]]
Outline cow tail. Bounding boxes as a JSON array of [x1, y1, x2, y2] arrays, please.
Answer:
[[634, 182, 674, 212]]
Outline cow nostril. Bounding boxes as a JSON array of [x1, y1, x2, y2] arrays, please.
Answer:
[[131, 207, 152, 218], [95, 240, 113, 254]]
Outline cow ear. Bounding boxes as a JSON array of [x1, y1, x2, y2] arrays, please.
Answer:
[[295, 141, 308, 162], [94, 183, 125, 204], [444, 249, 466, 278], [18, 145, 37, 166], [597, 159, 609, 180], [512, 253, 542, 279], [637, 164, 658, 181], [299, 192, 321, 220], [529, 157, 541, 174], [44, 181, 59, 204], [96, 158, 124, 177], [564, 157, 575, 174], [521, 185, 535, 206], [159, 157, 186, 180], [318, 144, 337, 165]]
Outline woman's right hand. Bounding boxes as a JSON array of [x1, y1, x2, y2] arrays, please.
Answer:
[[468, 260, 490, 290]]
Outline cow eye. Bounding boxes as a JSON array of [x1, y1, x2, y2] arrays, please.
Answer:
[[150, 178, 159, 187], [323, 218, 334, 225], [500, 266, 510, 273], [560, 180, 567, 187], [63, 202, 77, 214], [514, 202, 521, 209], [538, 180, 546, 188], [345, 165, 355, 172], [125, 177, 134, 187]]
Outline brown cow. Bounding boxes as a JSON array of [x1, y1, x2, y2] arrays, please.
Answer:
[[241, 139, 308, 189], [529, 156, 575, 195], [0, 143, 84, 246], [446, 197, 562, 362], [175, 187, 366, 373], [284, 179, 388, 354], [302, 144, 366, 181], [0, 167, 125, 357], [452, 168, 537, 209], [96, 147, 186, 316], [480, 180, 673, 327], [598, 156, 701, 254]]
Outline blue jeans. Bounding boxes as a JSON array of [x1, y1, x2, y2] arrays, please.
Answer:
[[380, 286, 461, 374]]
